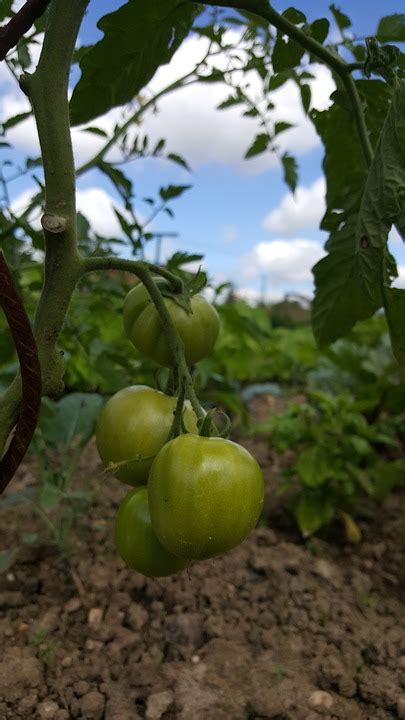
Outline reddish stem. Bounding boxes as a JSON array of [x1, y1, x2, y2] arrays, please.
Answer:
[[0, 0, 50, 61], [0, 252, 42, 493]]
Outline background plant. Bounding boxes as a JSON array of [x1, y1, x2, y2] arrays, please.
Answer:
[[0, 1, 404, 545]]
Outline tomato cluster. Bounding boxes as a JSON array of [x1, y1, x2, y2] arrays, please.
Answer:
[[96, 283, 264, 577]]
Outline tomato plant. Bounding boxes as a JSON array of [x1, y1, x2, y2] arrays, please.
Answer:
[[96, 385, 198, 485], [123, 283, 220, 367], [148, 434, 264, 560], [115, 487, 187, 577]]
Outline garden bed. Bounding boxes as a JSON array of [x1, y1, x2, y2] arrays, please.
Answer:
[[0, 438, 404, 720]]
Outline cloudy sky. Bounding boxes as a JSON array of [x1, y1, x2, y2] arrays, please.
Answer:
[[1, 0, 404, 303]]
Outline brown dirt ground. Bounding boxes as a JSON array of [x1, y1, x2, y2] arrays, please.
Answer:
[[0, 428, 404, 720]]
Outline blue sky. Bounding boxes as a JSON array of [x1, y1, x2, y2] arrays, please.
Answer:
[[1, 1, 404, 303]]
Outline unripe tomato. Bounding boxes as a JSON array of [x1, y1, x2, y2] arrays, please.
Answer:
[[96, 385, 198, 486], [123, 283, 220, 367], [148, 434, 264, 560], [115, 487, 187, 577]]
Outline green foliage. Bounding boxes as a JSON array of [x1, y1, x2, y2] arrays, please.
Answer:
[[377, 14, 405, 42], [70, 1, 201, 125], [0, 393, 103, 567], [260, 315, 405, 537]]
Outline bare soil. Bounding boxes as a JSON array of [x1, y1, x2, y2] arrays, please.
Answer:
[[0, 435, 404, 720]]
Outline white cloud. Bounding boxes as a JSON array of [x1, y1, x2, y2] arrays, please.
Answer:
[[76, 187, 125, 237], [1, 30, 335, 176], [241, 238, 326, 284], [144, 34, 335, 172], [11, 185, 132, 239], [263, 177, 326, 236]]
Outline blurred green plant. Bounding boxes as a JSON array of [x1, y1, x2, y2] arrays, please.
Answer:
[[259, 320, 405, 538], [0, 392, 103, 571]]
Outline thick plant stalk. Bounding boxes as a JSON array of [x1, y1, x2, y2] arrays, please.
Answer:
[[0, 0, 89, 463], [0, 253, 41, 493]]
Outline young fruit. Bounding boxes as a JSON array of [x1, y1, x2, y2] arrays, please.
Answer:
[[123, 282, 220, 367], [115, 487, 187, 577], [148, 434, 264, 560], [96, 385, 198, 486]]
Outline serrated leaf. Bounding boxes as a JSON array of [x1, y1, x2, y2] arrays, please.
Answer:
[[217, 94, 243, 110], [98, 161, 132, 199], [281, 152, 298, 192], [245, 133, 269, 159], [377, 14, 405, 43], [300, 84, 311, 113], [355, 81, 405, 301], [312, 218, 382, 347], [283, 7, 306, 24], [159, 184, 191, 202], [153, 138, 166, 155], [274, 121, 293, 135], [0, 1, 13, 22], [82, 126, 108, 137], [167, 153, 190, 171], [70, 1, 200, 125], [113, 208, 132, 238], [309, 18, 330, 45], [166, 251, 204, 271], [2, 111, 31, 131], [272, 31, 305, 72], [267, 70, 292, 91], [329, 4, 351, 31]]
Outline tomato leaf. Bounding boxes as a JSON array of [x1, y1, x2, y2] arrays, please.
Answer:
[[272, 32, 305, 72], [2, 112, 31, 132], [312, 219, 382, 347], [296, 446, 331, 488], [159, 185, 191, 202], [70, 1, 200, 125], [295, 491, 334, 536], [281, 152, 298, 192], [309, 18, 330, 45], [244, 133, 269, 159], [329, 4, 351, 32], [377, 14, 405, 43]]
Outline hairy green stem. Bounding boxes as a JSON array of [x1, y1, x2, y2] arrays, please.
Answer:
[[195, 0, 373, 167], [0, 0, 88, 458], [83, 256, 183, 293]]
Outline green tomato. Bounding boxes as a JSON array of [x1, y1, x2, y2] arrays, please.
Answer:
[[148, 434, 264, 560], [123, 282, 220, 367], [115, 487, 187, 577], [96, 385, 198, 486]]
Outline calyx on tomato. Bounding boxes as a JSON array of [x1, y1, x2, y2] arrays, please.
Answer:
[[115, 487, 187, 577], [96, 385, 198, 486], [123, 282, 220, 367], [148, 433, 264, 560]]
